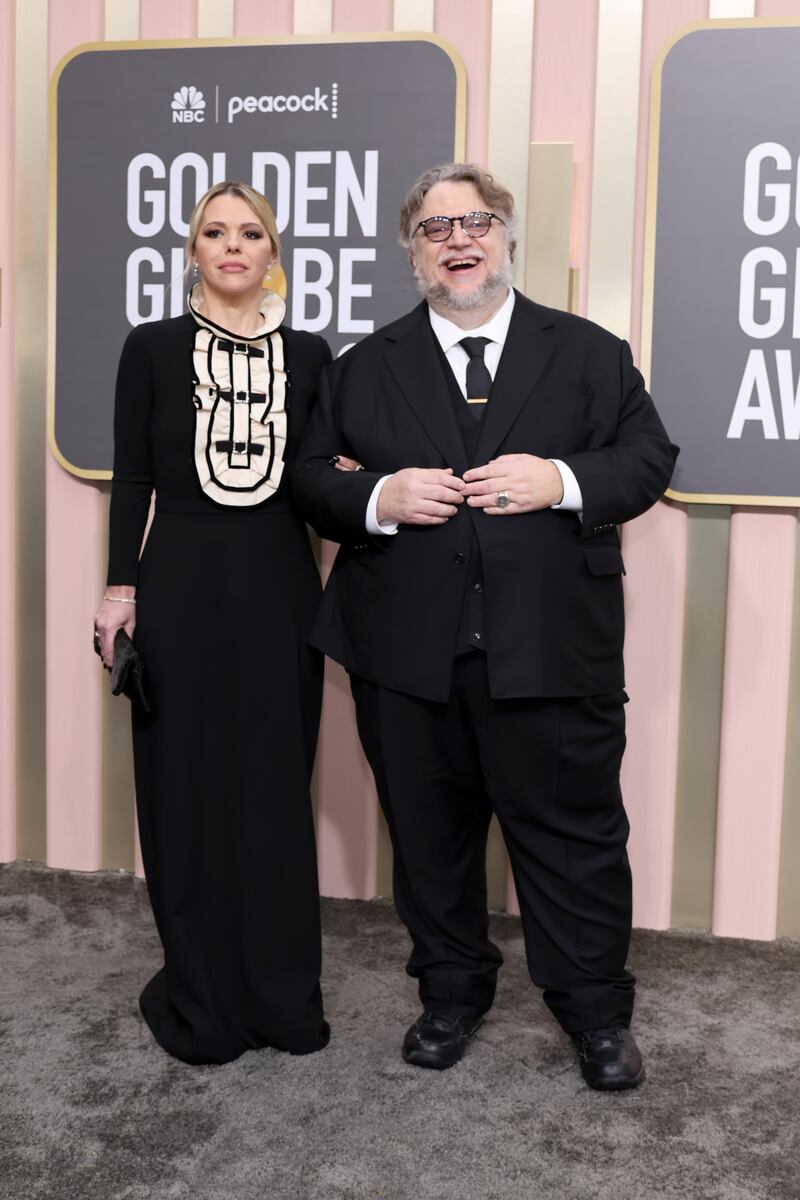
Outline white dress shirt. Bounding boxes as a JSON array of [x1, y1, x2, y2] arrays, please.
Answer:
[[365, 288, 583, 533]]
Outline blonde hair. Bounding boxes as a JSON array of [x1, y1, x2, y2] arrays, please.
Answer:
[[186, 181, 281, 268]]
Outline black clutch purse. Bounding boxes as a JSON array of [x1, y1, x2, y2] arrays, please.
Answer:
[[94, 628, 151, 712]]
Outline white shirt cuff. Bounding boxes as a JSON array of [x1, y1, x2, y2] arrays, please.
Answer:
[[366, 475, 398, 535], [549, 459, 583, 521]]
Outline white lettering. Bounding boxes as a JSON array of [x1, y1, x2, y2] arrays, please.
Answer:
[[775, 350, 800, 438], [126, 248, 165, 324], [337, 249, 375, 334], [294, 151, 332, 237], [170, 247, 186, 317], [334, 151, 378, 237], [251, 152, 291, 233], [738, 247, 787, 339], [127, 154, 165, 237], [291, 249, 334, 332], [168, 153, 210, 237], [727, 349, 780, 439], [743, 142, 793, 235], [226, 89, 330, 123]]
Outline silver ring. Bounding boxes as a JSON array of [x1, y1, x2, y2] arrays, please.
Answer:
[[496, 490, 511, 509]]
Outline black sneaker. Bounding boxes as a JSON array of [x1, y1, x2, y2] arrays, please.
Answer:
[[402, 1010, 483, 1070], [573, 1027, 645, 1091]]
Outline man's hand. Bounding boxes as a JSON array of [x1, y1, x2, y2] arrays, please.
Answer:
[[377, 468, 466, 526], [462, 454, 563, 515]]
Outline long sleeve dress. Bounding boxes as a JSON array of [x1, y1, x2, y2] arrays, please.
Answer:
[[107, 289, 332, 1065]]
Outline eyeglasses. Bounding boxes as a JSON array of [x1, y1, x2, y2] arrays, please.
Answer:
[[413, 211, 506, 243]]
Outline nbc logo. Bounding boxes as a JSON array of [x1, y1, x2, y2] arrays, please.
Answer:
[[171, 86, 206, 124]]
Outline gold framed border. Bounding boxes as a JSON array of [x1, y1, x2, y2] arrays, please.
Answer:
[[641, 17, 800, 510], [48, 32, 468, 480]]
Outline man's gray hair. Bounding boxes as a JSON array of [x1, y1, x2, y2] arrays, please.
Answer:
[[398, 162, 517, 260]]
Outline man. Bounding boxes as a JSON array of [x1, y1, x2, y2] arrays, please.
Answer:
[[293, 163, 677, 1091]]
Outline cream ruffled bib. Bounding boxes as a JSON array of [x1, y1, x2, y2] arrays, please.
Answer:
[[189, 285, 289, 507]]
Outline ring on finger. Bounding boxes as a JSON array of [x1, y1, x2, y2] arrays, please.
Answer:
[[496, 490, 511, 509]]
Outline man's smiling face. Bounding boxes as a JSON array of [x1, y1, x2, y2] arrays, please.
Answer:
[[409, 180, 512, 315]]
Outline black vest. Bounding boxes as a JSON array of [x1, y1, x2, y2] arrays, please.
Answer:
[[431, 338, 491, 657]]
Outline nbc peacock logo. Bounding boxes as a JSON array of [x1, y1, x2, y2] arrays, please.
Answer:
[[171, 86, 206, 124]]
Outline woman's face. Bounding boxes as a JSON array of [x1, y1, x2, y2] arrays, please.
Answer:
[[193, 194, 276, 305]]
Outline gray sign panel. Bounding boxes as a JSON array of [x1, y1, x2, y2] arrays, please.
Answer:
[[51, 37, 464, 476], [647, 24, 800, 504]]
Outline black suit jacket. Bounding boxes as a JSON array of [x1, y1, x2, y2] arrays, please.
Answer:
[[292, 291, 678, 701]]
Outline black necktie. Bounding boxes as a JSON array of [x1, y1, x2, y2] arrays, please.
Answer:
[[459, 337, 492, 420]]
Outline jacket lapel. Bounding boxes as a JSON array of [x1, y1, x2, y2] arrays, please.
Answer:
[[472, 292, 556, 466], [384, 305, 468, 475]]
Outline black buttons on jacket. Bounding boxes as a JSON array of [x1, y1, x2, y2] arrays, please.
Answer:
[[473, 582, 483, 593], [453, 552, 466, 565], [470, 632, 482, 644]]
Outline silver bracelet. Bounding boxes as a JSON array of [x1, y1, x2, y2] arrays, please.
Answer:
[[103, 594, 137, 604]]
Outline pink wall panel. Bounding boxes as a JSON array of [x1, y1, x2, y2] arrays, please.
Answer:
[[139, 0, 196, 39], [45, 0, 106, 870], [755, 0, 800, 14], [234, 0, 292, 36], [622, 502, 687, 929], [434, 0, 491, 163], [137, 0, 198, 880], [713, 511, 796, 939], [529, 0, 599, 318], [333, 0, 392, 31], [0, 0, 16, 861], [618, 0, 703, 930]]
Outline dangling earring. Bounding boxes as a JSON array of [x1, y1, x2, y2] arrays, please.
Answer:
[[192, 261, 199, 279]]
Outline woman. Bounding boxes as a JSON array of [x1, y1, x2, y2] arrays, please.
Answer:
[[94, 181, 348, 1065]]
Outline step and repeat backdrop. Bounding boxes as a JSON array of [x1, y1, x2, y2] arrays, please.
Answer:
[[646, 22, 800, 506], [51, 36, 463, 474], [3, 1, 799, 942]]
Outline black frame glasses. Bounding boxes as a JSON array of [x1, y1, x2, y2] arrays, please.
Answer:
[[413, 211, 507, 243]]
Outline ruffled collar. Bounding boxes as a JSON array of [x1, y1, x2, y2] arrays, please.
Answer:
[[188, 284, 286, 342]]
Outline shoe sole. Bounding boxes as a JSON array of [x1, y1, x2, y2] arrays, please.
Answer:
[[585, 1065, 646, 1092], [402, 1046, 463, 1070]]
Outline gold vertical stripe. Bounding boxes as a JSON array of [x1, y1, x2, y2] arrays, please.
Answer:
[[104, 0, 140, 38], [487, 0, 535, 904], [487, 0, 535, 289], [671, 506, 730, 928], [99, 0, 140, 873], [525, 142, 573, 309], [586, 0, 643, 339], [293, 0, 333, 34], [777, 513, 800, 937], [392, 0, 435, 30], [196, 0, 235, 36], [14, 0, 48, 861]]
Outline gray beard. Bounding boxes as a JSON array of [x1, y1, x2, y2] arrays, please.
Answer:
[[413, 259, 514, 313]]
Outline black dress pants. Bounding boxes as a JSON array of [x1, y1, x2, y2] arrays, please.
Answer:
[[350, 653, 635, 1034]]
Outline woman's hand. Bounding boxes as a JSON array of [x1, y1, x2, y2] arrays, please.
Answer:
[[333, 455, 363, 472], [94, 587, 137, 669]]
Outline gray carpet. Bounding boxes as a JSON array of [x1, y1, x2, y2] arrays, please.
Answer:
[[1, 863, 798, 1200]]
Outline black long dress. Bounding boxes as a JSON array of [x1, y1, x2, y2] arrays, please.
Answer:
[[107, 296, 331, 1065]]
